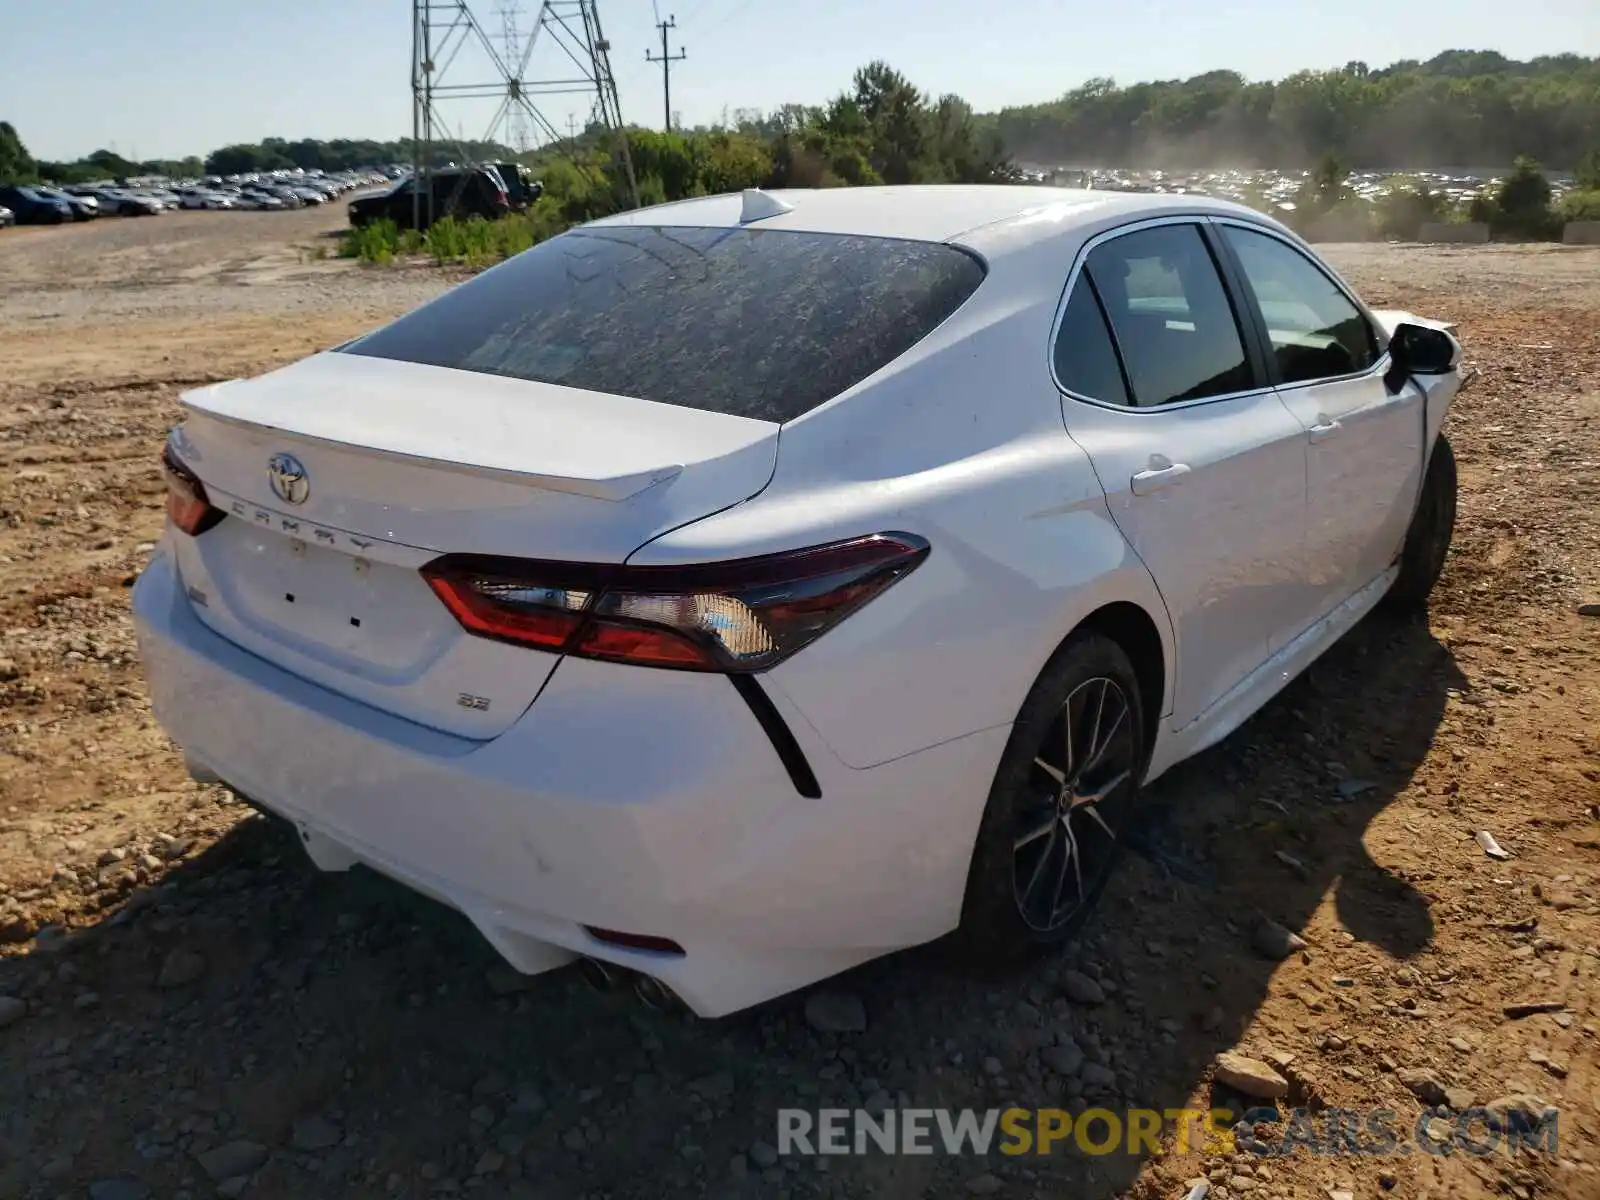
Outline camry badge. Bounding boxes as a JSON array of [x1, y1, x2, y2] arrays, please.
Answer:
[[267, 452, 310, 505]]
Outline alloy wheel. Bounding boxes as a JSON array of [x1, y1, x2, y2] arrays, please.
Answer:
[[1011, 676, 1137, 932]]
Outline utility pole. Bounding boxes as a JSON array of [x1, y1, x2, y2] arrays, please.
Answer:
[[645, 15, 685, 132]]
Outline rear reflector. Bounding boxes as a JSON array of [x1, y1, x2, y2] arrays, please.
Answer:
[[584, 927, 685, 955], [161, 445, 226, 536], [421, 533, 929, 672]]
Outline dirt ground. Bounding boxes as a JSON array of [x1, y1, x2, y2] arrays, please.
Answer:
[[0, 208, 1596, 1200]]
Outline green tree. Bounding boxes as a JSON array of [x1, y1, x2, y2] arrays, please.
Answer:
[[0, 120, 37, 183], [1575, 147, 1600, 191], [1492, 155, 1556, 236], [1296, 153, 1352, 216], [989, 51, 1600, 169]]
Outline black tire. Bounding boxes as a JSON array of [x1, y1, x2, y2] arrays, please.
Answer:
[[1384, 433, 1457, 613], [950, 631, 1147, 963]]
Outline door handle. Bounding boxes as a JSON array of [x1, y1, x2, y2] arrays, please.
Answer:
[[1307, 415, 1342, 443], [1130, 462, 1192, 495]]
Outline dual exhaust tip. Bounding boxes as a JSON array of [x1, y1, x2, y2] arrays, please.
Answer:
[[577, 956, 680, 1011]]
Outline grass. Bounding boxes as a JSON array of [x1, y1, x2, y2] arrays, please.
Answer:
[[339, 219, 399, 264], [338, 208, 570, 268]]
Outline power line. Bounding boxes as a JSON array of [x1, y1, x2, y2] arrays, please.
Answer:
[[697, 0, 752, 38], [644, 14, 686, 132]]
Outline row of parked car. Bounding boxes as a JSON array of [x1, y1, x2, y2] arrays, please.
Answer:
[[0, 168, 395, 227]]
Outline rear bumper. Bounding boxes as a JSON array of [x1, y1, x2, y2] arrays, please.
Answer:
[[132, 545, 1005, 1016]]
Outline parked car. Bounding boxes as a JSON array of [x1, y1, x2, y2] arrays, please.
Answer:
[[178, 188, 235, 210], [87, 187, 164, 216], [135, 186, 1463, 1019], [0, 184, 73, 224], [34, 186, 97, 220], [257, 185, 304, 207], [0, 205, 14, 228], [230, 191, 285, 211], [347, 165, 510, 230]]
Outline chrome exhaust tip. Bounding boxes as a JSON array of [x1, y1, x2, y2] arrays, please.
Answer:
[[578, 956, 622, 991], [632, 974, 679, 1012]]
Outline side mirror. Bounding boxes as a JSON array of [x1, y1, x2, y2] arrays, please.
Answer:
[[1389, 322, 1458, 375], [1385, 322, 1458, 393]]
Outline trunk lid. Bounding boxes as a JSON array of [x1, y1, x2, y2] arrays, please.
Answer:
[[169, 352, 779, 738]]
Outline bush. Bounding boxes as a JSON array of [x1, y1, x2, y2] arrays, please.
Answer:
[[1296, 197, 1375, 242], [339, 219, 398, 264], [1466, 192, 1497, 224], [336, 206, 577, 270], [1557, 189, 1600, 222], [1374, 175, 1445, 240]]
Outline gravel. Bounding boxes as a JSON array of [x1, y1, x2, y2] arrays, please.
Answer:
[[1, 226, 1597, 1200]]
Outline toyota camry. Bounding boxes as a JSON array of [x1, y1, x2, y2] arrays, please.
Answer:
[[133, 185, 1463, 1017]]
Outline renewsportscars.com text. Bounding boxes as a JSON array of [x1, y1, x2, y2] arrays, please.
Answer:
[[776, 1105, 1559, 1158]]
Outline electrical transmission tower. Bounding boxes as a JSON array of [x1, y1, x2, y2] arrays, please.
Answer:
[[410, 0, 639, 228], [496, 1, 532, 152], [645, 14, 686, 132]]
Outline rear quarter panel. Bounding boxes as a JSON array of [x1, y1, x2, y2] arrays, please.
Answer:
[[628, 252, 1176, 769]]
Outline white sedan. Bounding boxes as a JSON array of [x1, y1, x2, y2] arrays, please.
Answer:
[[133, 186, 1462, 1017], [178, 189, 235, 210]]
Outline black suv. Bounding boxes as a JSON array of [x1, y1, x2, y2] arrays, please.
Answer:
[[491, 162, 545, 210], [347, 166, 511, 231], [0, 185, 74, 224]]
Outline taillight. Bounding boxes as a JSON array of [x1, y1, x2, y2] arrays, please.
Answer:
[[421, 533, 929, 672], [161, 445, 225, 536]]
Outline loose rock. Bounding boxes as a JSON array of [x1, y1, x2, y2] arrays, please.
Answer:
[[1080, 1062, 1117, 1090], [749, 1141, 779, 1168], [1503, 999, 1565, 1018], [0, 995, 25, 1028], [196, 1140, 268, 1180], [156, 948, 206, 989], [291, 1115, 341, 1151], [1043, 1041, 1085, 1076], [1475, 830, 1510, 860], [1397, 1067, 1448, 1107], [1060, 969, 1105, 1005], [1250, 918, 1307, 960], [1483, 1094, 1554, 1131], [804, 990, 866, 1033], [1213, 1052, 1290, 1099]]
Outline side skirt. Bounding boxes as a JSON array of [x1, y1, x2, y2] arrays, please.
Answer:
[[1143, 566, 1398, 783]]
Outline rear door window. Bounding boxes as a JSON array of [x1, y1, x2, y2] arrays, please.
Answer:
[[1084, 224, 1255, 407], [342, 226, 986, 422], [1053, 278, 1130, 406]]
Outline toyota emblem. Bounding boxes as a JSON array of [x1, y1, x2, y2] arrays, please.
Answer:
[[267, 452, 310, 505]]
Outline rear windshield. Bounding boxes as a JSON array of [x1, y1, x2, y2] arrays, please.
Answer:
[[340, 225, 986, 422]]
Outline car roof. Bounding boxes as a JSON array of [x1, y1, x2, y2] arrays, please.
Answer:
[[582, 184, 1260, 246]]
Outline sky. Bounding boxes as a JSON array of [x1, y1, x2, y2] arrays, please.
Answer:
[[2, 0, 1597, 162]]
